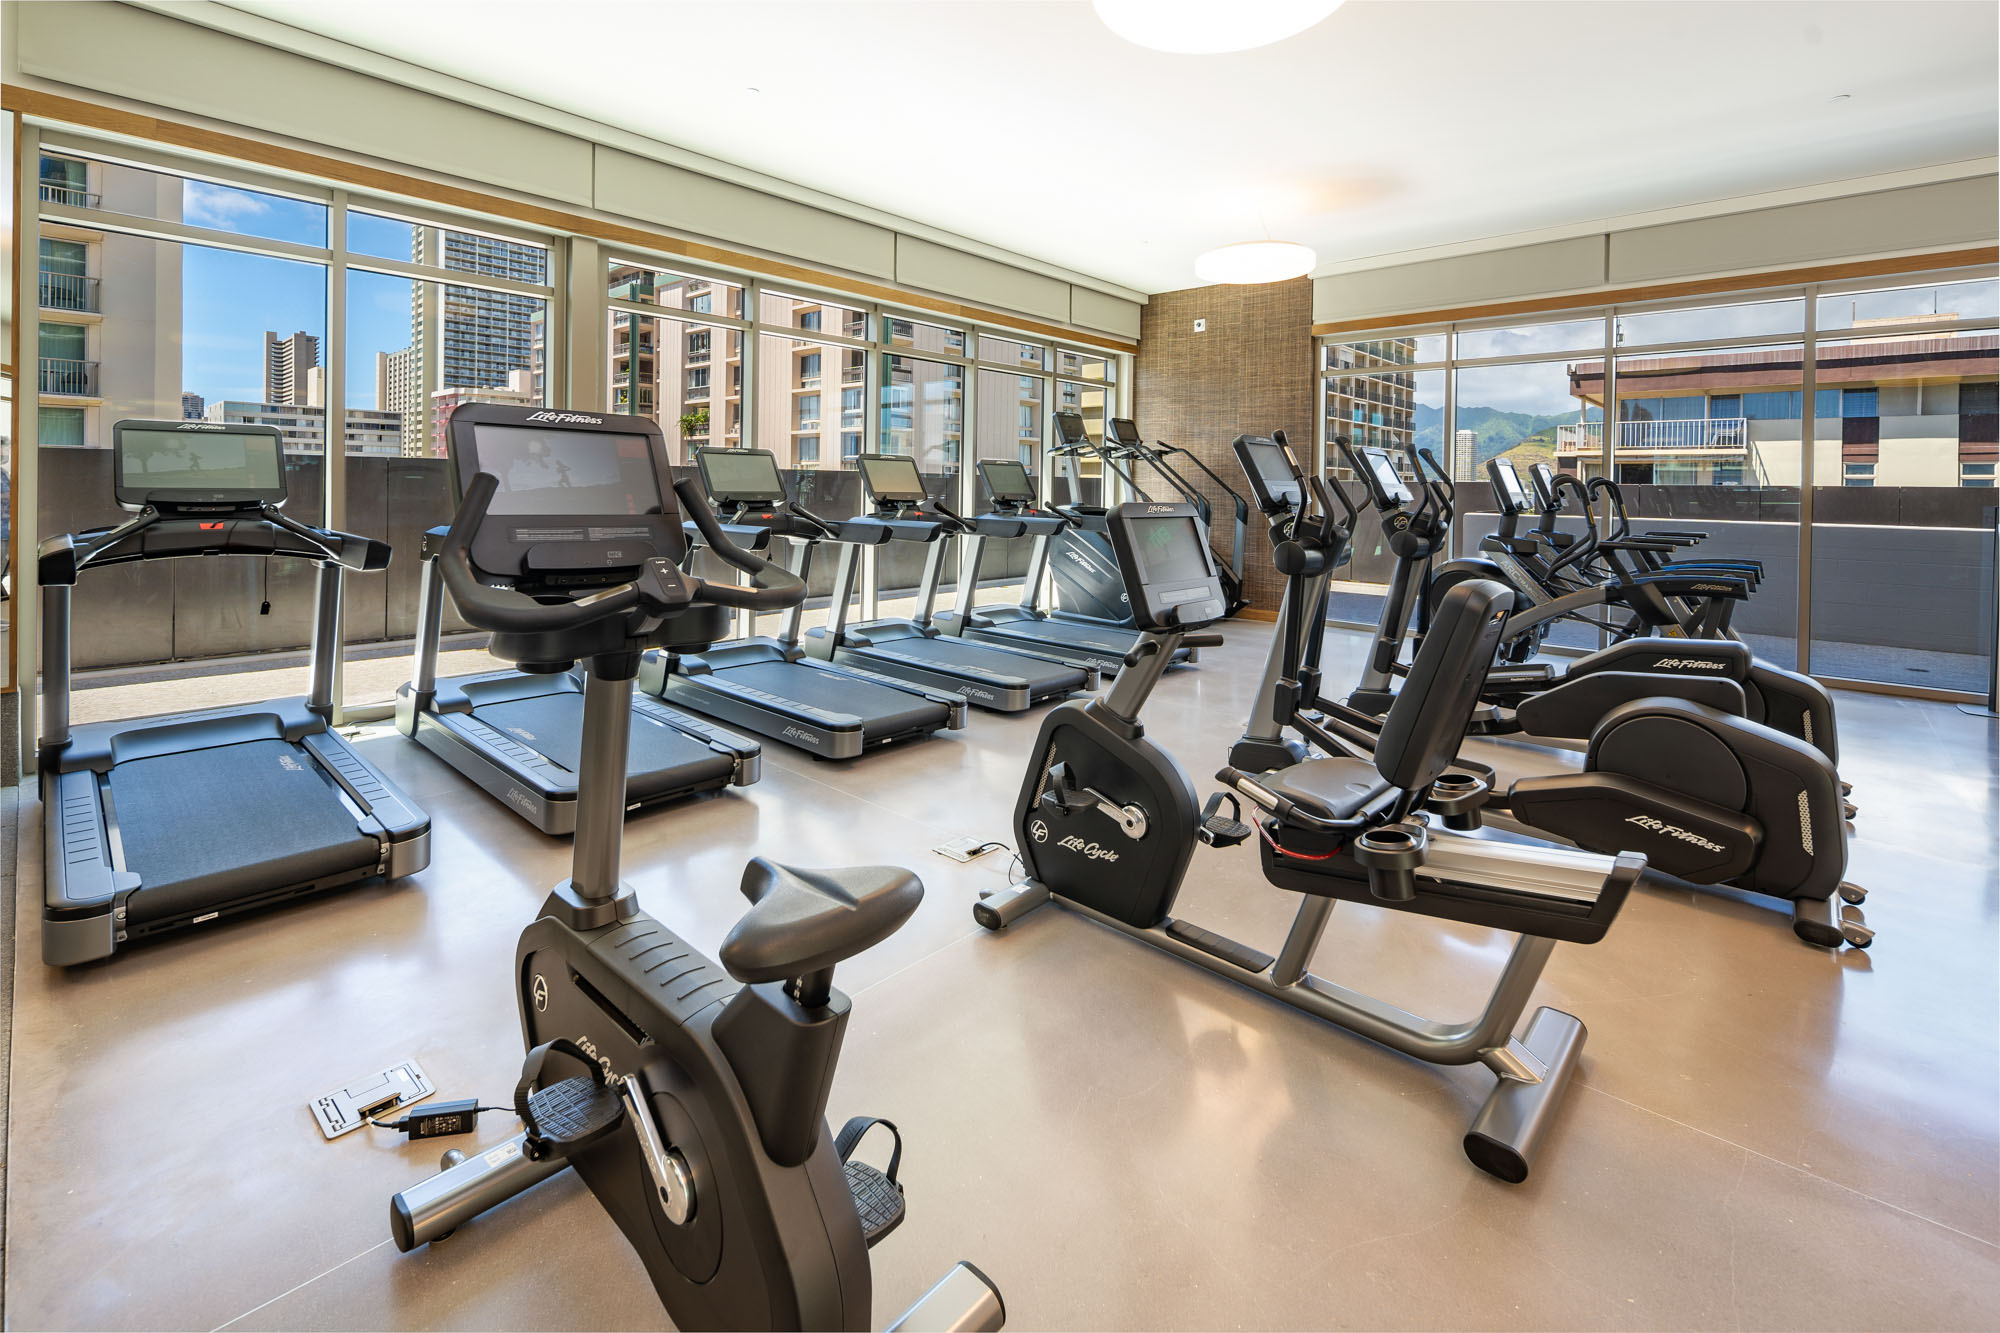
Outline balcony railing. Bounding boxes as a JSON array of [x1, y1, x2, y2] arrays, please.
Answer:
[[39, 178, 101, 209], [40, 270, 101, 312], [842, 366, 865, 385], [798, 375, 821, 389], [797, 419, 820, 431], [686, 387, 711, 402], [41, 357, 100, 396], [1556, 418, 1749, 456]]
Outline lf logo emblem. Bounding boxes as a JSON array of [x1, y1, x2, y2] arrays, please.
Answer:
[[532, 974, 549, 1012], [1029, 819, 1049, 844]]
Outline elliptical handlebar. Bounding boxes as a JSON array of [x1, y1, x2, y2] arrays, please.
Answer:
[[1414, 446, 1456, 522], [438, 472, 806, 633], [1587, 475, 1633, 540]]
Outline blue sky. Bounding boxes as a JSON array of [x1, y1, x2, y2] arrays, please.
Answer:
[[179, 182, 414, 410]]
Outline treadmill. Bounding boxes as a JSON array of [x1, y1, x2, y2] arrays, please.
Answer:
[[799, 452, 1097, 711], [36, 419, 430, 966], [931, 457, 1192, 673], [639, 448, 967, 757], [395, 404, 763, 834]]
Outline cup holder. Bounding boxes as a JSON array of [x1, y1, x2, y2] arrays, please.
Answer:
[[1425, 771, 1491, 831], [1352, 823, 1428, 903]]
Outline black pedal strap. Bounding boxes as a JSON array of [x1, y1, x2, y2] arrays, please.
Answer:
[[835, 1115, 903, 1182], [515, 1038, 622, 1159]]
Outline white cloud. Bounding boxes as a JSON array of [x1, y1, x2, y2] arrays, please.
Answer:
[[183, 181, 274, 230]]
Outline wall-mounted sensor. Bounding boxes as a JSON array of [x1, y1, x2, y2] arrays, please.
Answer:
[[1194, 319, 1207, 333]]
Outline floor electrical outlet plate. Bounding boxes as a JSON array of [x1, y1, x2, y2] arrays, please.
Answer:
[[311, 1060, 434, 1139], [934, 836, 1003, 863]]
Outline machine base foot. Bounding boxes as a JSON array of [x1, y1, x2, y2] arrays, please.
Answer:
[[1463, 1007, 1585, 1184]]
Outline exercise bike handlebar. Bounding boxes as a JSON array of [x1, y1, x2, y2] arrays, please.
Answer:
[[437, 473, 805, 633]]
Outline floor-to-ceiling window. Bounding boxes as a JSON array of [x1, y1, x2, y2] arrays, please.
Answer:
[[1316, 267, 1999, 698]]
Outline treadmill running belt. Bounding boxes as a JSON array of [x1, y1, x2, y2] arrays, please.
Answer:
[[110, 739, 379, 924], [717, 661, 947, 736], [475, 693, 735, 798], [866, 636, 1078, 690], [983, 618, 1134, 653]]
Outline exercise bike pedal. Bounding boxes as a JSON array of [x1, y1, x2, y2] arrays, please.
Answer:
[[1197, 792, 1254, 849], [835, 1116, 906, 1248], [1843, 801, 1858, 821], [515, 1038, 625, 1160], [1837, 881, 1867, 905], [1840, 904, 1873, 950]]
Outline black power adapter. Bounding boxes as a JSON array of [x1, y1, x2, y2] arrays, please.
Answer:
[[372, 1098, 497, 1140]]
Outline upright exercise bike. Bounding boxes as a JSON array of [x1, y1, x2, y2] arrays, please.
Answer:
[[389, 409, 1003, 1332], [973, 498, 1654, 1181]]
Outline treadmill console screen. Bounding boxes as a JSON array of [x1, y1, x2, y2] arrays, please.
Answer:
[[1107, 418, 1142, 446], [113, 420, 287, 509], [857, 453, 930, 504], [1489, 458, 1530, 514], [1053, 411, 1090, 447], [1107, 502, 1226, 631], [699, 448, 788, 504], [1233, 434, 1301, 512], [979, 459, 1036, 504], [468, 423, 662, 516], [1356, 447, 1414, 507]]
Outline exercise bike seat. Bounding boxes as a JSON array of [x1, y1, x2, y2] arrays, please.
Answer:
[[720, 858, 924, 983], [1264, 757, 1394, 821]]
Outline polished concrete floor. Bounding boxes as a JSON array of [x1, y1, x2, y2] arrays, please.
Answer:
[[6, 624, 1999, 1331]]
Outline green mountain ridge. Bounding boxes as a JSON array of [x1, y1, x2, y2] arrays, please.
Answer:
[[1412, 404, 1577, 464]]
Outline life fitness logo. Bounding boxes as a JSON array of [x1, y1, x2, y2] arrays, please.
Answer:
[[532, 973, 550, 1012], [524, 410, 603, 425], [1029, 818, 1050, 844]]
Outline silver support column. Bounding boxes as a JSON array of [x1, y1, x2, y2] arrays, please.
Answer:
[[410, 553, 446, 698], [571, 669, 635, 900], [39, 584, 73, 753], [307, 562, 344, 716]]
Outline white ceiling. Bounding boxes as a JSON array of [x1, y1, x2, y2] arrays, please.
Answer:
[[228, 0, 1998, 295]]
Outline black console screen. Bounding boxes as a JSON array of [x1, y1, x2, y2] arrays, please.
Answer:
[[859, 454, 928, 503], [1130, 515, 1211, 586], [117, 427, 283, 496], [700, 448, 787, 502], [981, 459, 1035, 502], [472, 423, 661, 516]]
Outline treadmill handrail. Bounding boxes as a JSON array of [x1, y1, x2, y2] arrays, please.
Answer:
[[41, 504, 387, 585]]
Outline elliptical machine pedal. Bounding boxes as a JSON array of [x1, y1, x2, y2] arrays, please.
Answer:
[[835, 1116, 907, 1247]]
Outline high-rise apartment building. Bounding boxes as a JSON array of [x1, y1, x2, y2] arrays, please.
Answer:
[[202, 399, 401, 456], [264, 330, 319, 407], [33, 151, 183, 449], [375, 346, 422, 456], [181, 392, 204, 419], [413, 231, 548, 392], [1323, 338, 1419, 467]]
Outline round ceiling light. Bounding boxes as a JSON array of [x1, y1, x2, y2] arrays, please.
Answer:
[[1195, 240, 1318, 285], [1093, 0, 1344, 55]]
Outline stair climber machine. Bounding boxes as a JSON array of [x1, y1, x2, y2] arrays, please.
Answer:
[[971, 498, 1656, 1181], [800, 452, 1098, 711], [1103, 417, 1251, 617], [931, 456, 1192, 673], [396, 406, 762, 834], [638, 446, 968, 759], [387, 415, 1005, 1332], [1227, 434, 1871, 951], [37, 419, 430, 966], [1043, 408, 1137, 626]]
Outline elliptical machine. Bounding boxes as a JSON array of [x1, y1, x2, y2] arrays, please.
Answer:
[[973, 498, 1653, 1182], [389, 409, 1003, 1332], [1229, 434, 1872, 952]]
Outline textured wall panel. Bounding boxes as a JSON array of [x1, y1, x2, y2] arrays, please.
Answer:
[[1133, 278, 1314, 611]]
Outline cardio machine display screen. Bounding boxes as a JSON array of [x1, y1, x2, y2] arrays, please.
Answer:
[[469, 423, 662, 516], [858, 454, 929, 503], [1108, 418, 1142, 446], [1360, 449, 1413, 505], [1492, 460, 1529, 510], [699, 449, 787, 503], [1129, 515, 1212, 587], [1053, 411, 1089, 447], [115, 426, 284, 501], [1240, 438, 1301, 507], [980, 460, 1035, 502]]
